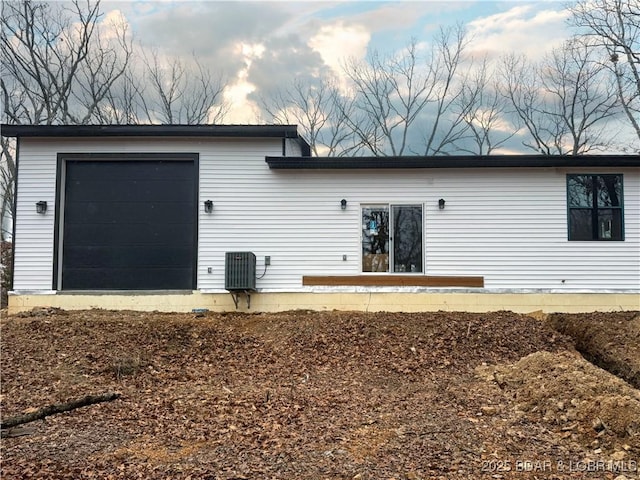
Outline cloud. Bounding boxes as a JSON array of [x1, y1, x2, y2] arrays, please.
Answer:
[[339, 2, 470, 38], [96, 0, 580, 136], [124, 2, 300, 81], [99, 9, 129, 39], [466, 5, 571, 60], [246, 34, 329, 100], [309, 22, 370, 73], [108, 2, 345, 123], [134, 2, 285, 53], [223, 42, 265, 123]]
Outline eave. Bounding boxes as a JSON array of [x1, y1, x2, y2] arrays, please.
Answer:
[[0, 123, 312, 156], [1, 124, 301, 138], [265, 154, 640, 169]]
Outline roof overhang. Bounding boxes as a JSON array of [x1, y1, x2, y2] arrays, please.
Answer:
[[2, 123, 299, 138], [1, 124, 312, 156], [265, 155, 640, 169]]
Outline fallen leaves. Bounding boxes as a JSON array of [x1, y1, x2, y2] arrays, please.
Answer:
[[0, 309, 638, 479]]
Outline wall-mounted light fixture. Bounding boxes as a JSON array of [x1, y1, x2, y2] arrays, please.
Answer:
[[340, 199, 347, 210], [36, 201, 47, 214], [204, 200, 214, 213], [438, 198, 446, 210]]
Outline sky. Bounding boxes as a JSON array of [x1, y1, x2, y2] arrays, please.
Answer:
[[101, 0, 575, 124]]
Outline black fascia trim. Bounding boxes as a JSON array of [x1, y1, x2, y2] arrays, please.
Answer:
[[52, 154, 63, 289], [192, 156, 200, 289], [297, 138, 312, 157], [9, 138, 20, 291], [1, 123, 301, 139], [57, 152, 200, 162], [265, 155, 640, 169]]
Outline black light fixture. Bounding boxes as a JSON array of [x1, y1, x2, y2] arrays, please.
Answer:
[[438, 198, 446, 210], [204, 200, 214, 213], [340, 199, 347, 210], [36, 201, 47, 214]]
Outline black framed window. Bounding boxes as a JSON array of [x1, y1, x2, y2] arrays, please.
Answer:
[[567, 174, 624, 241]]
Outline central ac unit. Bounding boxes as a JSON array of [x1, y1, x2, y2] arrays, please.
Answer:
[[225, 252, 257, 291]]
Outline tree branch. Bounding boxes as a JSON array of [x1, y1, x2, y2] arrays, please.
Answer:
[[1, 392, 121, 430]]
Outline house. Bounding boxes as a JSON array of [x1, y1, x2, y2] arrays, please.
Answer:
[[2, 124, 639, 314]]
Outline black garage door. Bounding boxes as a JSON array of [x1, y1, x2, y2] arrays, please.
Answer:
[[61, 158, 197, 290]]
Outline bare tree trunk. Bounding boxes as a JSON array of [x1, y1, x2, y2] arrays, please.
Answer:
[[0, 137, 16, 241]]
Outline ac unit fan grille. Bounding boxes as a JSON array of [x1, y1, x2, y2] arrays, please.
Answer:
[[225, 252, 257, 291]]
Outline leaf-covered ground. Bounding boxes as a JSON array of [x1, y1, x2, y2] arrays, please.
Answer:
[[1, 309, 638, 479]]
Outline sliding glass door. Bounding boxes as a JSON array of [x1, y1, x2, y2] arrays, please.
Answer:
[[362, 204, 423, 273]]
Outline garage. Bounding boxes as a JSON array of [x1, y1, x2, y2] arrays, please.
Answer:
[[58, 155, 198, 290]]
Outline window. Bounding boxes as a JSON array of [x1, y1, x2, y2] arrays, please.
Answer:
[[567, 174, 624, 241], [362, 204, 423, 272]]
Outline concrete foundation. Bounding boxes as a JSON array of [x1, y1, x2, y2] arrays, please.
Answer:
[[7, 290, 639, 315]]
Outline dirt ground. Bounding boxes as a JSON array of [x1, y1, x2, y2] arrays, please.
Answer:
[[548, 311, 640, 389], [1, 308, 639, 480]]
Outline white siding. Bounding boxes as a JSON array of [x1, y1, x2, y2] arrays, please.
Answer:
[[424, 169, 640, 290], [12, 139, 57, 290], [284, 138, 303, 156], [13, 136, 640, 293], [200, 165, 640, 292], [13, 137, 284, 290]]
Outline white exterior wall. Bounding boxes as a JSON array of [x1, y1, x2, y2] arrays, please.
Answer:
[[12, 136, 640, 293], [203, 165, 639, 292], [424, 169, 639, 290], [11, 140, 58, 290], [12, 136, 285, 291]]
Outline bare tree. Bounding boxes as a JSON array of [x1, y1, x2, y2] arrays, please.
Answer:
[[260, 26, 502, 158], [501, 54, 553, 154], [342, 39, 435, 156], [97, 66, 146, 124], [328, 88, 369, 156], [544, 38, 620, 154], [570, 0, 640, 143], [500, 38, 619, 155], [420, 25, 473, 155], [260, 77, 357, 156], [136, 50, 228, 124], [0, 1, 230, 238], [0, 0, 131, 125], [0, 0, 131, 240], [339, 27, 472, 157], [97, 50, 229, 125], [454, 59, 516, 155], [0, 137, 15, 241]]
